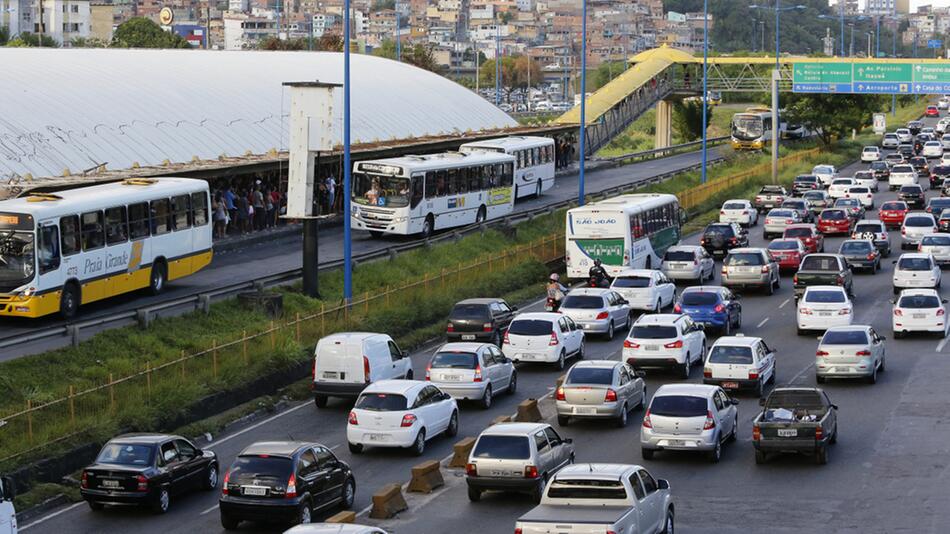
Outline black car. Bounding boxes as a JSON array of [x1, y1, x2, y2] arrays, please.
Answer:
[[931, 164, 950, 188], [908, 120, 923, 135], [447, 298, 516, 345], [869, 160, 891, 181], [838, 239, 880, 272], [938, 212, 950, 232], [909, 156, 930, 177], [899, 184, 926, 209], [792, 174, 820, 194], [220, 441, 355, 529], [898, 144, 915, 160], [700, 223, 748, 257], [926, 197, 950, 218], [81, 434, 218, 514]]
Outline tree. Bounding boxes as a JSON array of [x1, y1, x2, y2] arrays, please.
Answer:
[[672, 98, 714, 142], [112, 17, 189, 48], [258, 36, 309, 50], [5, 32, 59, 47], [783, 93, 887, 145], [69, 37, 109, 48], [478, 55, 541, 92], [591, 61, 627, 91], [317, 33, 343, 52], [371, 0, 395, 9], [372, 39, 443, 73], [0, 26, 9, 46]]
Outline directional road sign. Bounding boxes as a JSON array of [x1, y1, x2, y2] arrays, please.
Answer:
[[793, 61, 950, 94], [928, 39, 943, 49]]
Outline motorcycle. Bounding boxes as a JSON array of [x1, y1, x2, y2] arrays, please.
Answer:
[[588, 275, 611, 289], [545, 297, 560, 312]]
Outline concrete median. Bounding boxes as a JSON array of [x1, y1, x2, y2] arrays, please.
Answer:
[[369, 483, 409, 519], [515, 398, 543, 422], [492, 414, 513, 425], [407, 460, 445, 493], [449, 437, 476, 468], [326, 511, 356, 523]]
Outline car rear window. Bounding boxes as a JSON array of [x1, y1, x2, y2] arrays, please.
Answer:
[[900, 186, 923, 194], [782, 201, 805, 209], [562, 295, 605, 309], [613, 276, 651, 288], [930, 199, 950, 208], [804, 290, 846, 303], [725, 252, 764, 266], [768, 241, 800, 251], [96, 443, 155, 466], [933, 166, 950, 175], [508, 319, 553, 336], [566, 366, 614, 385], [472, 435, 530, 459], [761, 186, 785, 193], [881, 202, 906, 210], [355, 393, 408, 411], [681, 292, 719, 306], [821, 330, 869, 345], [849, 188, 869, 193], [840, 241, 872, 253], [854, 223, 883, 233], [814, 166, 833, 174], [229, 455, 294, 483], [768, 210, 794, 218], [704, 224, 734, 236], [905, 216, 934, 227], [922, 235, 950, 246], [450, 304, 490, 320], [765, 391, 825, 411], [649, 395, 708, 417], [832, 179, 852, 186], [871, 161, 888, 169], [664, 250, 695, 261], [547, 479, 628, 500], [631, 325, 677, 339], [803, 192, 825, 201], [800, 256, 840, 271], [892, 165, 914, 173], [899, 295, 941, 308], [795, 176, 817, 183], [430, 352, 477, 369], [723, 202, 747, 209], [784, 227, 811, 237], [855, 172, 874, 180], [898, 257, 933, 270], [708, 346, 753, 364], [821, 210, 846, 220]]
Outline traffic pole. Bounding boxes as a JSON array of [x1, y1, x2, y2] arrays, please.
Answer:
[[578, 0, 587, 206], [343, 0, 353, 302]]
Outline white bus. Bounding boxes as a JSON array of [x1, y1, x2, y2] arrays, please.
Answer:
[[350, 151, 516, 237], [459, 136, 556, 200], [0, 178, 212, 319], [730, 107, 779, 150], [565, 193, 683, 279]]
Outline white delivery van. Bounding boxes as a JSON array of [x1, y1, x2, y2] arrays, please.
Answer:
[[0, 475, 16, 534], [312, 333, 413, 408]]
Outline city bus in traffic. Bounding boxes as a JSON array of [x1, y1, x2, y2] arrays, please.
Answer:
[[350, 151, 516, 237], [731, 107, 778, 150], [565, 193, 683, 279], [0, 178, 212, 319], [459, 136, 556, 200]]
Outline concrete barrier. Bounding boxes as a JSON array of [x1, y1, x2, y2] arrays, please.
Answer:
[[407, 460, 445, 493], [449, 437, 476, 468], [492, 414, 513, 425], [326, 511, 356, 523], [369, 483, 408, 519], [515, 398, 543, 423]]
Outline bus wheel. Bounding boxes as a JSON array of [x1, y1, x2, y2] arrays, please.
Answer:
[[421, 215, 434, 238], [149, 260, 167, 295], [60, 283, 80, 320], [476, 206, 487, 224], [536, 180, 542, 197], [369, 231, 383, 238]]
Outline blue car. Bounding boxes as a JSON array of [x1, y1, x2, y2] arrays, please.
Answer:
[[674, 286, 742, 335]]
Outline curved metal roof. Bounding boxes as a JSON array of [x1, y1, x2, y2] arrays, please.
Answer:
[[0, 48, 516, 185]]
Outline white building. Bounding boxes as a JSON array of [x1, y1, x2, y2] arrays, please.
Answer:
[[311, 13, 337, 37], [865, 0, 895, 15], [471, 23, 509, 41], [1, 0, 89, 45], [228, 0, 249, 13], [223, 11, 277, 50], [516, 0, 535, 12]]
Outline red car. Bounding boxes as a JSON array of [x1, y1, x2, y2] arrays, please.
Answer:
[[926, 105, 940, 117], [767, 238, 806, 271], [879, 200, 909, 229], [817, 208, 852, 235], [783, 223, 824, 253]]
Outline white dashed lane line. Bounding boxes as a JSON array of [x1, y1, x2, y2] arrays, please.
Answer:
[[756, 317, 770, 328]]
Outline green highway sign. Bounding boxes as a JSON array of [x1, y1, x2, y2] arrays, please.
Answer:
[[793, 61, 950, 94], [792, 63, 852, 84], [852, 63, 913, 83], [915, 63, 950, 83]]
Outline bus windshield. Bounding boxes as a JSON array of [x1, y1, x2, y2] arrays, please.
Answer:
[[732, 116, 763, 140], [0, 213, 35, 292], [351, 172, 411, 208]]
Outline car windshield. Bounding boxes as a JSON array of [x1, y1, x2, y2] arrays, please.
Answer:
[[450, 304, 490, 321], [898, 257, 933, 270], [723, 202, 747, 210], [561, 295, 604, 309], [472, 435, 530, 459], [566, 366, 614, 385], [881, 202, 906, 211], [547, 479, 627, 500], [650, 395, 708, 417], [840, 241, 872, 253], [708, 345, 754, 364], [351, 172, 411, 208], [885, 134, 898, 139], [871, 162, 888, 169], [613, 276, 651, 288], [508, 319, 553, 336], [430, 352, 477, 369], [800, 256, 840, 271], [905, 217, 933, 227], [795, 176, 817, 183], [725, 252, 764, 266], [854, 223, 883, 233], [804, 290, 846, 303], [664, 250, 695, 261], [0, 213, 36, 292], [681, 292, 719, 306], [821, 330, 869, 345], [354, 393, 408, 411], [934, 166, 950, 175], [821, 210, 846, 220], [813, 166, 834, 174], [95, 443, 155, 466], [899, 295, 941, 308], [769, 240, 800, 250], [631, 325, 678, 339]]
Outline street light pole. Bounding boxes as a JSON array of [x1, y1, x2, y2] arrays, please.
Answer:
[[578, 0, 588, 205], [701, 0, 709, 183], [343, 0, 353, 301], [495, 23, 501, 106], [772, 0, 780, 185], [396, 0, 401, 62], [839, 0, 845, 56], [875, 16, 880, 57], [892, 24, 897, 116]]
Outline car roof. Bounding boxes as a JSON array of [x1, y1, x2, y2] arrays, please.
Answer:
[[455, 298, 504, 305], [111, 433, 181, 444], [727, 247, 767, 254], [723, 198, 751, 203], [570, 359, 620, 370], [362, 379, 426, 395], [823, 325, 872, 333], [634, 313, 686, 325], [803, 285, 847, 292], [616, 269, 658, 277], [711, 335, 760, 347], [785, 223, 817, 230], [653, 383, 719, 397], [569, 288, 611, 297], [555, 463, 639, 480], [437, 342, 491, 353], [681, 285, 724, 293], [512, 312, 563, 321], [240, 441, 313, 457], [897, 288, 941, 297], [855, 219, 885, 225], [665, 245, 702, 252], [898, 252, 933, 259], [284, 525, 381, 534], [480, 422, 550, 436]]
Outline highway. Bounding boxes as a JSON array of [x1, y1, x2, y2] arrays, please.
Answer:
[[21, 121, 950, 533], [0, 146, 725, 361]]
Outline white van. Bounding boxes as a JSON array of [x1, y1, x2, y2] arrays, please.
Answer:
[[312, 333, 413, 408], [0, 475, 16, 534]]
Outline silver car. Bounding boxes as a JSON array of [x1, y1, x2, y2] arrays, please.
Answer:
[[641, 384, 739, 463], [466, 422, 575, 502], [763, 208, 802, 239], [919, 233, 950, 265], [558, 288, 632, 340], [721, 248, 781, 294], [815, 325, 886, 384], [556, 360, 646, 427], [426, 342, 516, 409], [284, 526, 389, 534], [661, 245, 715, 282]]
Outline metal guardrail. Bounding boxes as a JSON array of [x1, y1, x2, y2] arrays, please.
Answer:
[[598, 136, 730, 165]]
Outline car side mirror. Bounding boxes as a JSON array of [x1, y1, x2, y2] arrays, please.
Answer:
[[564, 438, 574, 444], [730, 398, 740, 406], [696, 324, 705, 331], [1, 476, 15, 501], [943, 299, 948, 304], [657, 479, 670, 490], [510, 305, 519, 312], [758, 398, 767, 407], [635, 371, 646, 378], [892, 260, 898, 264], [619, 299, 629, 305], [831, 404, 839, 410], [502, 357, 512, 364], [401, 350, 409, 359]]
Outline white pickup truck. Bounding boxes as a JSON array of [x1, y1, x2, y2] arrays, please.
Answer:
[[514, 463, 673, 534], [0, 475, 16, 534]]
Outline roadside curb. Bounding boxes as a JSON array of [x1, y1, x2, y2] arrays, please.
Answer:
[[15, 494, 71, 525]]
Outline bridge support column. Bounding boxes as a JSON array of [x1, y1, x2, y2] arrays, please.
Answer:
[[655, 99, 673, 150]]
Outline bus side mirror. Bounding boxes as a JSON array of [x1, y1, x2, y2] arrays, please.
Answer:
[[679, 208, 689, 225]]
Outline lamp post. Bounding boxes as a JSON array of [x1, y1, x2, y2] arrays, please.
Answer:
[[495, 23, 501, 106], [578, 0, 588, 205], [875, 16, 880, 57], [395, 0, 401, 61], [701, 0, 709, 183], [343, 0, 353, 301]]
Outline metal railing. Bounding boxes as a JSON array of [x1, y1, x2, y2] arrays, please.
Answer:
[[598, 136, 730, 166]]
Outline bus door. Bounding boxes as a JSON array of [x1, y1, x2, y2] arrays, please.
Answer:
[[36, 220, 63, 308], [410, 173, 425, 233]]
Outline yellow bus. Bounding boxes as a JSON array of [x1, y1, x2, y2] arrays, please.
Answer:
[[731, 107, 778, 150]]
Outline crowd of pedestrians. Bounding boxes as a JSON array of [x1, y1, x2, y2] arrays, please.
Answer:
[[210, 178, 285, 239]]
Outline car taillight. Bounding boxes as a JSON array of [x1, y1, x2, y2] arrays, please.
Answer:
[[556, 386, 565, 401], [839, 308, 851, 315], [748, 369, 759, 380], [447, 322, 455, 332], [720, 210, 726, 215], [425, 363, 431, 380], [473, 365, 483, 382], [363, 356, 371, 384], [312, 358, 317, 384], [515, 529, 523, 534], [815, 426, 823, 441], [81, 471, 89, 489], [761, 265, 770, 273], [549, 331, 559, 346], [729, 237, 738, 244], [136, 474, 148, 492], [286, 473, 297, 499], [752, 425, 761, 441], [604, 389, 618, 402], [623, 339, 639, 349], [348, 411, 359, 425], [793, 274, 799, 284], [786, 219, 793, 224], [703, 410, 716, 430], [664, 340, 684, 349], [856, 350, 872, 356], [642, 409, 653, 428], [816, 350, 829, 357], [800, 307, 812, 315], [836, 275, 844, 285], [673, 304, 682, 313], [894, 309, 903, 316], [595, 311, 609, 320], [524, 465, 539, 479], [902, 227, 907, 235], [703, 368, 712, 378], [222, 469, 230, 496], [466, 463, 478, 477], [714, 304, 725, 313], [401, 414, 417, 427], [503, 330, 510, 344], [483, 323, 493, 332], [939, 309, 946, 316]]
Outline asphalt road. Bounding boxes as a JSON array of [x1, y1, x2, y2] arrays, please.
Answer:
[[0, 146, 725, 361]]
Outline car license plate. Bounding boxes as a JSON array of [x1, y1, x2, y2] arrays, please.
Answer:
[[913, 313, 927, 319], [667, 439, 686, 446], [741, 267, 758, 273], [722, 381, 739, 389], [368, 433, 389, 442], [243, 486, 268, 496], [489, 470, 511, 477], [575, 407, 598, 415], [322, 371, 338, 379], [777, 428, 798, 437], [646, 345, 659, 351], [443, 374, 462, 381], [819, 311, 832, 317], [461, 335, 476, 341], [101, 480, 120, 489]]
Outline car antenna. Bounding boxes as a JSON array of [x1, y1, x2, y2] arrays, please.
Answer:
[[288, 433, 297, 442]]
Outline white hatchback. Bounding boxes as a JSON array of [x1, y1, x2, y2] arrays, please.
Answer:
[[558, 288, 632, 340], [895, 128, 913, 143], [610, 269, 676, 313], [828, 178, 856, 199], [624, 314, 707, 379], [892, 289, 949, 338], [503, 312, 584, 370], [702, 335, 777, 397], [426, 343, 516, 409], [853, 171, 878, 192], [892, 253, 941, 293], [844, 186, 874, 208], [942, 133, 950, 150], [661, 245, 716, 282], [816, 325, 887, 384], [719, 199, 758, 226], [861, 146, 881, 162], [919, 233, 950, 265], [812, 164, 838, 187], [796, 285, 853, 335], [889, 164, 918, 190], [923, 141, 945, 159], [901, 213, 937, 248]]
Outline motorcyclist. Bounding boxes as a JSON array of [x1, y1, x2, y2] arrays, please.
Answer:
[[546, 273, 567, 310], [588, 259, 611, 288]]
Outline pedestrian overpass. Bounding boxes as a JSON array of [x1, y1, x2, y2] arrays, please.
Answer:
[[556, 45, 950, 156]]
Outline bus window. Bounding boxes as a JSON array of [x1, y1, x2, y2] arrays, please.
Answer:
[[411, 176, 424, 208], [128, 202, 150, 240], [424, 172, 437, 199], [435, 170, 447, 197], [456, 168, 469, 194], [503, 163, 513, 186], [469, 166, 481, 191], [60, 215, 80, 256], [516, 151, 523, 169], [81, 211, 105, 251], [171, 194, 191, 231], [38, 224, 60, 274], [533, 148, 540, 166], [105, 206, 128, 245], [151, 199, 171, 235], [446, 169, 458, 195], [191, 192, 209, 226]]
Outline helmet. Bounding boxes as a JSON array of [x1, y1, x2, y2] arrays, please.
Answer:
[[549, 273, 560, 282], [593, 259, 602, 267]]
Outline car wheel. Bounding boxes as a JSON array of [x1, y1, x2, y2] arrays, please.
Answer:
[[797, 327, 806, 336], [421, 215, 434, 238], [296, 500, 312, 525], [531, 475, 546, 503], [314, 395, 328, 409], [816, 375, 826, 384], [87, 501, 104, 511], [220, 512, 240, 530], [755, 450, 767, 465], [766, 278, 775, 296], [735, 312, 742, 329], [203, 464, 218, 491], [152, 487, 170, 515], [348, 442, 363, 454], [708, 437, 721, 463], [507, 372, 518, 394], [815, 446, 829, 465], [446, 411, 459, 437], [412, 429, 426, 456], [662, 509, 675, 534], [556, 350, 566, 371], [480, 385, 493, 409], [536, 180, 543, 197], [867, 365, 878, 384], [468, 486, 482, 502], [342, 477, 356, 509], [762, 231, 768, 240], [605, 320, 615, 340], [406, 369, 414, 380], [729, 415, 738, 442], [577, 340, 585, 359], [641, 448, 654, 460], [557, 415, 570, 426], [830, 426, 838, 445], [617, 404, 628, 428], [880, 353, 886, 372], [681, 355, 691, 379]]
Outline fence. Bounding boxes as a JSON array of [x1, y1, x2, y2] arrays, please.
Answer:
[[0, 232, 566, 466]]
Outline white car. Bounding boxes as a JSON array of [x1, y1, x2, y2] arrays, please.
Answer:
[[796, 285, 853, 335], [763, 208, 802, 239], [828, 178, 856, 199], [624, 314, 707, 378], [0, 477, 13, 534], [941, 134, 950, 150], [558, 288, 631, 340], [892, 253, 941, 293], [815, 325, 887, 384], [861, 146, 882, 162], [610, 269, 676, 313], [942, 152, 950, 166], [882, 133, 900, 148], [892, 289, 949, 338], [853, 171, 878, 192], [889, 164, 918, 190], [938, 120, 950, 135], [284, 526, 389, 534], [919, 233, 950, 265], [901, 213, 937, 248], [812, 164, 838, 187], [661, 245, 715, 282], [504, 312, 584, 370], [923, 141, 944, 159], [347, 380, 458, 455], [719, 199, 758, 226], [426, 343, 516, 409], [640, 384, 738, 462], [702, 335, 776, 396], [844, 186, 874, 208], [940, 98, 950, 110], [895, 128, 913, 143]]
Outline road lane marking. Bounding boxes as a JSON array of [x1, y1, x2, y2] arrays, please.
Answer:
[[19, 502, 84, 531], [206, 402, 310, 449], [778, 298, 790, 309], [756, 317, 770, 328], [200, 504, 219, 516], [938, 337, 949, 352]]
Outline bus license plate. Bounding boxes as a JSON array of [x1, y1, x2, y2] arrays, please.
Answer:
[[778, 429, 798, 437]]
